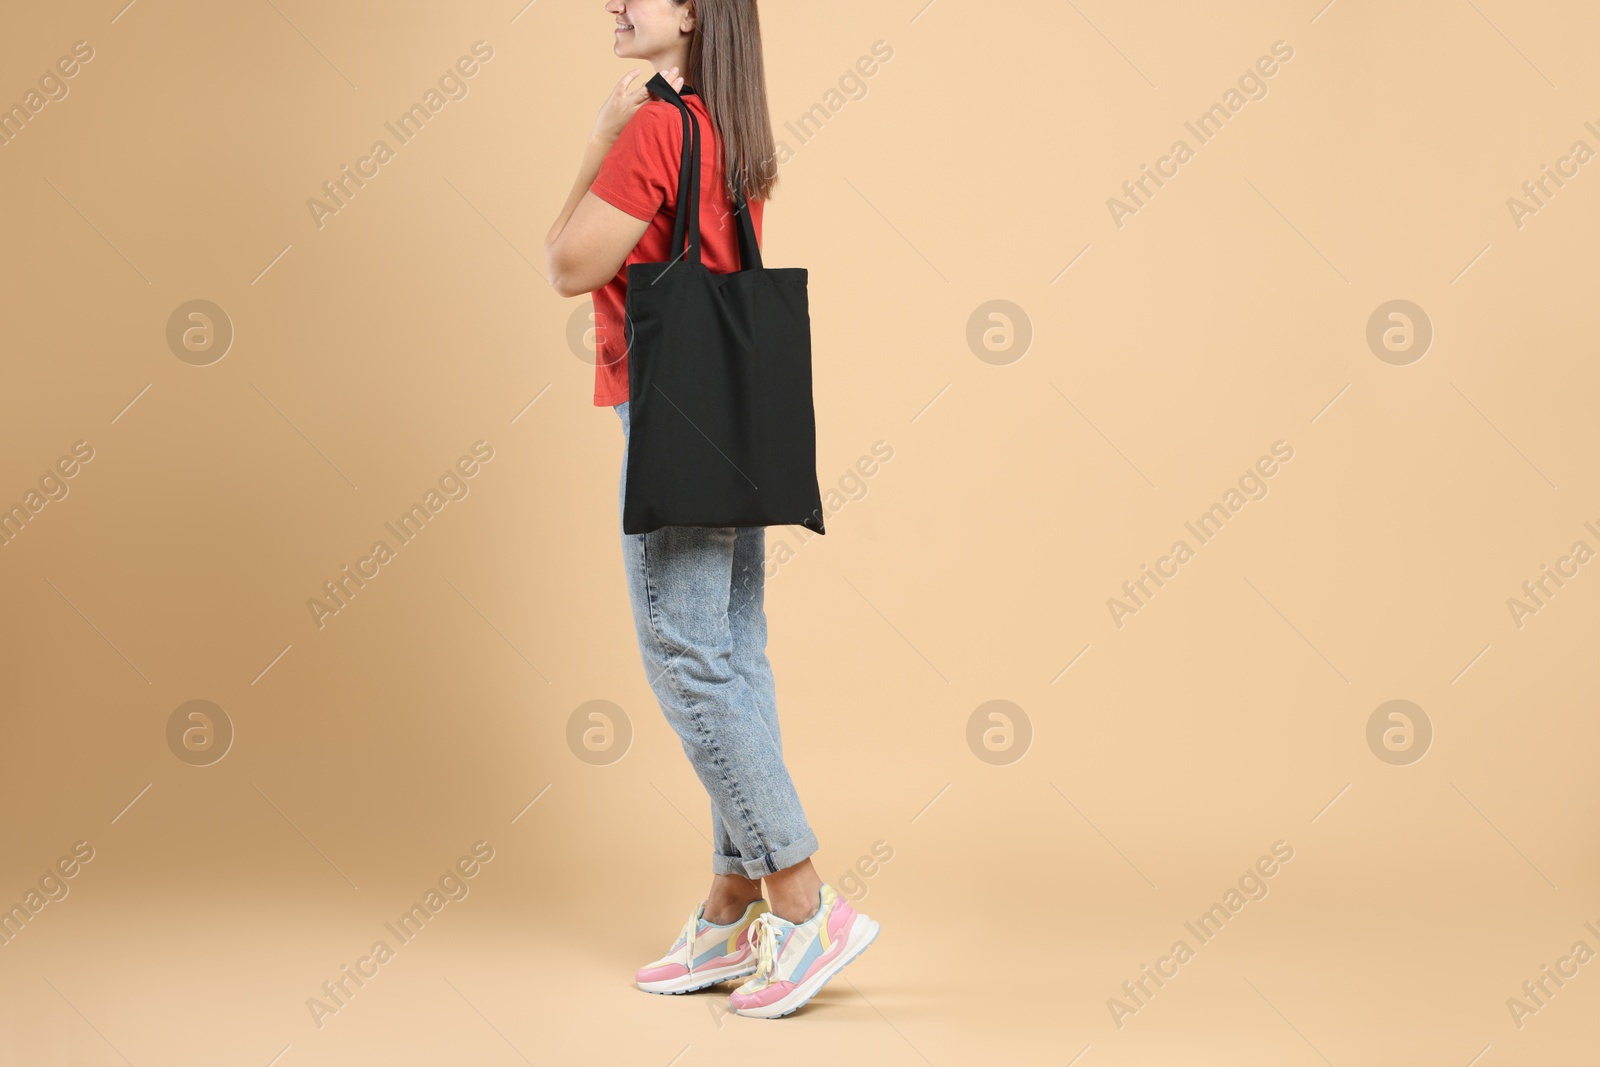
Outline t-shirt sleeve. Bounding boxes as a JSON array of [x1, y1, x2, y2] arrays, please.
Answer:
[[590, 103, 680, 222]]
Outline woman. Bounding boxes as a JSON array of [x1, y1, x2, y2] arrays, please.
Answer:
[[542, 0, 880, 1020]]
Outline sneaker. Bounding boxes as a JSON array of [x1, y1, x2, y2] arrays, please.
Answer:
[[635, 898, 771, 994], [728, 883, 880, 1019]]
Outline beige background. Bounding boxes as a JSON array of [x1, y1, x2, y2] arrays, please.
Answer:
[[2, 0, 1598, 1064]]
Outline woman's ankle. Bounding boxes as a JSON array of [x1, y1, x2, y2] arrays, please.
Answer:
[[704, 873, 764, 924], [703, 897, 761, 925], [762, 859, 824, 922]]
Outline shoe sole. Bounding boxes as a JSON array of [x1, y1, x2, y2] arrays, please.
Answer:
[[731, 916, 880, 1019], [638, 960, 757, 995]]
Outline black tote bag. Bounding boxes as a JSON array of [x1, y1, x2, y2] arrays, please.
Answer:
[[621, 74, 825, 537]]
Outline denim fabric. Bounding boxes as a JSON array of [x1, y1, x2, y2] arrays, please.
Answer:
[[613, 400, 819, 879]]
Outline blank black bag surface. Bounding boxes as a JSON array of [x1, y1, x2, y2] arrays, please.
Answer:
[[622, 74, 825, 537]]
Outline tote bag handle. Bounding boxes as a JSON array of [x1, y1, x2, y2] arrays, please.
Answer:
[[645, 74, 764, 273]]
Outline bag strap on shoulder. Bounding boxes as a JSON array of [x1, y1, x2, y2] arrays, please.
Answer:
[[644, 73, 763, 272]]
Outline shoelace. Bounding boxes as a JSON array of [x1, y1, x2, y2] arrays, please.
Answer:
[[674, 906, 706, 971], [747, 911, 786, 980]]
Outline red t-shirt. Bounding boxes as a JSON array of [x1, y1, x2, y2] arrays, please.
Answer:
[[587, 91, 764, 406]]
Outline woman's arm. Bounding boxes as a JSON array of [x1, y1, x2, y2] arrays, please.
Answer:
[[543, 135, 613, 258], [544, 67, 683, 298], [544, 147, 648, 298]]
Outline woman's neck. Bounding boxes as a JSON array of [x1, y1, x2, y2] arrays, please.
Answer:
[[652, 48, 691, 85]]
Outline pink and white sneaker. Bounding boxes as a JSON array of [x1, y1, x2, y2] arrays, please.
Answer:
[[635, 898, 771, 994], [728, 884, 880, 1019]]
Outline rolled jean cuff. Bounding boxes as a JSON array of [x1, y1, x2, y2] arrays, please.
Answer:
[[711, 852, 748, 877], [732, 828, 820, 881]]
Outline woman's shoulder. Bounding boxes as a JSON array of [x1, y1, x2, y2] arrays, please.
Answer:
[[618, 96, 687, 145], [636, 94, 685, 122]]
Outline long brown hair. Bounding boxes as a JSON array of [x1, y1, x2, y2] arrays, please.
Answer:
[[673, 0, 779, 204]]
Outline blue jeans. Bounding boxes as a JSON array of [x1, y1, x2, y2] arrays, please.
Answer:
[[614, 400, 820, 879]]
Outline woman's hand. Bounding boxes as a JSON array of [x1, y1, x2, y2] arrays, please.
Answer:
[[593, 66, 686, 146]]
